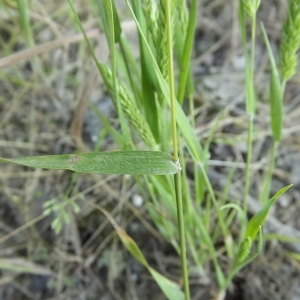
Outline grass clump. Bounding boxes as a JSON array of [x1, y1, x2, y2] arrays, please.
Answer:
[[0, 1, 298, 299]]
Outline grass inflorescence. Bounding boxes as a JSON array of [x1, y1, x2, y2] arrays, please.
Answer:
[[280, 0, 300, 81], [100, 64, 156, 147]]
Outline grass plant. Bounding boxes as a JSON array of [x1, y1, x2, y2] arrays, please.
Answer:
[[0, 0, 298, 299]]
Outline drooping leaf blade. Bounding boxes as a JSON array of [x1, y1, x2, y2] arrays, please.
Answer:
[[86, 199, 185, 300], [118, 229, 185, 300], [0, 151, 181, 175]]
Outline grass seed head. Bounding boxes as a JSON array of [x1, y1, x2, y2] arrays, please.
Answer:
[[144, 0, 159, 44], [280, 0, 300, 81], [237, 237, 252, 262], [243, 0, 261, 19], [100, 64, 156, 147]]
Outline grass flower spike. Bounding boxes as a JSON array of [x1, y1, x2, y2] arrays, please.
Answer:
[[280, 0, 300, 81], [243, 0, 261, 19], [100, 64, 156, 147]]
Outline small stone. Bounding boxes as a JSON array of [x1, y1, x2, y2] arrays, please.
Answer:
[[132, 194, 143, 207]]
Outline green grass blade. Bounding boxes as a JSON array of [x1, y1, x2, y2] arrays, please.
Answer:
[[245, 184, 293, 240], [269, 67, 283, 141], [150, 176, 177, 220], [239, 0, 256, 212], [88, 103, 124, 146], [220, 203, 247, 225], [194, 215, 226, 287], [0, 151, 181, 175], [261, 24, 283, 142], [259, 27, 282, 203], [111, 1, 122, 43], [69, 0, 131, 147], [100, 0, 131, 147], [176, 0, 197, 104], [16, 0, 34, 47], [239, 0, 255, 114], [95, 0, 121, 43], [118, 35, 142, 104]]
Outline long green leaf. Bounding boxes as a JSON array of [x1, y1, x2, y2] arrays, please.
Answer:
[[0, 151, 181, 175], [261, 24, 283, 142], [16, 0, 33, 46], [96, 0, 121, 43], [245, 184, 292, 240], [176, 0, 197, 104]]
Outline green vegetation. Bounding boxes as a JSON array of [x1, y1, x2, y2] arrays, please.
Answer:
[[1, 0, 299, 299]]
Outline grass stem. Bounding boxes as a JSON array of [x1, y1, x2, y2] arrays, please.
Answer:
[[243, 14, 256, 212], [165, 1, 190, 299]]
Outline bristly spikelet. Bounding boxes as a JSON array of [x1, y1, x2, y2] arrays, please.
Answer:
[[144, 0, 159, 44], [280, 0, 300, 81], [100, 64, 156, 147], [156, 0, 169, 82], [173, 0, 188, 65], [237, 237, 252, 262], [243, 0, 261, 19], [154, 0, 176, 105]]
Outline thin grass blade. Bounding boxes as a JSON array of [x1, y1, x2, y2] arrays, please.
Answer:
[[16, 0, 33, 46], [88, 200, 185, 300], [89, 103, 123, 146], [261, 24, 283, 141], [69, 0, 131, 147], [118, 230, 184, 300], [176, 0, 197, 104]]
